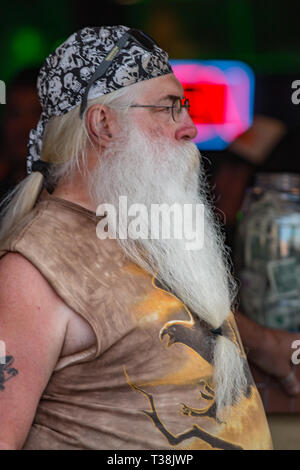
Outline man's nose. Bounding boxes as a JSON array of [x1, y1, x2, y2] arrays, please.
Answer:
[[175, 112, 198, 141]]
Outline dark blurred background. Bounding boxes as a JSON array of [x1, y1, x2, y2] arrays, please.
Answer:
[[1, 0, 300, 80]]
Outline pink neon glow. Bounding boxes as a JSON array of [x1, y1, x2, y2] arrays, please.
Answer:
[[172, 62, 252, 145]]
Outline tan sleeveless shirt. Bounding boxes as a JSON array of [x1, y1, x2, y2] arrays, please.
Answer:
[[0, 192, 272, 450]]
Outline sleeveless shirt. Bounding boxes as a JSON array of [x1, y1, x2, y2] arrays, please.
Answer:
[[0, 192, 273, 450]]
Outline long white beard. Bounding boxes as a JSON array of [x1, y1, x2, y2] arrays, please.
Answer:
[[88, 121, 247, 417]]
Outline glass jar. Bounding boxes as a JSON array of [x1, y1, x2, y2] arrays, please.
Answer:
[[235, 173, 300, 332]]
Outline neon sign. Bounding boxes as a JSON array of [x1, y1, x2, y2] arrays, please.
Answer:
[[170, 60, 255, 150]]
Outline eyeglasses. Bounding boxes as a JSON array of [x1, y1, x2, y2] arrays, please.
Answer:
[[129, 98, 190, 122], [80, 28, 158, 119]]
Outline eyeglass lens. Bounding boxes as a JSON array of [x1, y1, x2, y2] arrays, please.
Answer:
[[172, 99, 190, 122]]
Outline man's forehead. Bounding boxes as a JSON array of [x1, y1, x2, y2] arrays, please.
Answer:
[[140, 73, 184, 100]]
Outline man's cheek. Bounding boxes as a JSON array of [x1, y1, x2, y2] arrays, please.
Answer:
[[148, 123, 169, 139]]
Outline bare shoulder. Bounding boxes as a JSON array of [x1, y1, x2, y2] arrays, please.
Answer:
[[0, 251, 70, 353], [0, 252, 70, 448], [0, 251, 57, 292], [0, 252, 69, 324], [0, 252, 96, 356]]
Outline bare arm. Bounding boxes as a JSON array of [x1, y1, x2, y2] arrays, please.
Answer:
[[0, 253, 70, 449], [235, 311, 300, 395]]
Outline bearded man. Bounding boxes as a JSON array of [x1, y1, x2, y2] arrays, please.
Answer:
[[0, 26, 272, 450]]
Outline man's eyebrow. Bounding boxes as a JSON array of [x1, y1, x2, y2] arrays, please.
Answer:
[[157, 94, 183, 103]]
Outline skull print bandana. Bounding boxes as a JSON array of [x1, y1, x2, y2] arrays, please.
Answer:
[[27, 25, 173, 174]]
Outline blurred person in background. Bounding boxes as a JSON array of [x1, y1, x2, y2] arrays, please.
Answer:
[[208, 115, 300, 398]]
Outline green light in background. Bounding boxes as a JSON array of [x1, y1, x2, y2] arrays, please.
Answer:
[[11, 27, 46, 67], [236, 210, 244, 222]]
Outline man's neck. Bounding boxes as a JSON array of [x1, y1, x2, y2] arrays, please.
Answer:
[[51, 147, 101, 212], [52, 177, 95, 213]]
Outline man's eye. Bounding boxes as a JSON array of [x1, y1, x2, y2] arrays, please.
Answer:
[[156, 106, 170, 112], [153, 106, 171, 114]]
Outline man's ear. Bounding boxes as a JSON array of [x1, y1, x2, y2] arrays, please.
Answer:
[[85, 104, 115, 149]]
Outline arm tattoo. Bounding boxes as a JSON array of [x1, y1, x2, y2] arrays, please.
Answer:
[[0, 356, 18, 391]]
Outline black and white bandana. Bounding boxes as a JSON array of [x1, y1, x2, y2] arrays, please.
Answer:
[[27, 25, 173, 174]]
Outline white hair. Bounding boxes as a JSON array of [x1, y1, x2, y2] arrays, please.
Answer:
[[88, 121, 247, 418], [0, 80, 145, 245]]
